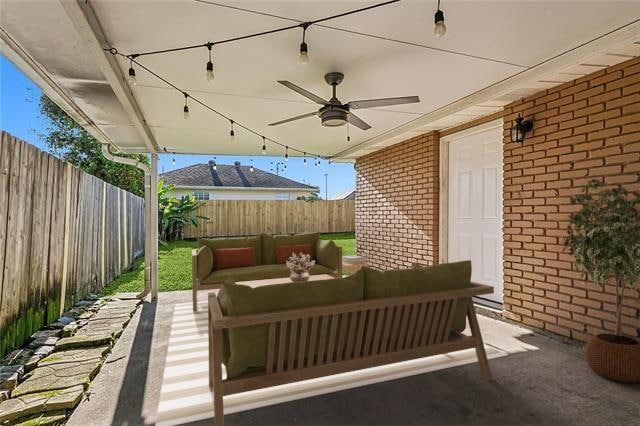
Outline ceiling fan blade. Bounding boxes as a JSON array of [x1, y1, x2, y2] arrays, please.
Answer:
[[278, 81, 328, 105], [348, 96, 420, 109], [268, 111, 318, 126], [346, 112, 371, 130]]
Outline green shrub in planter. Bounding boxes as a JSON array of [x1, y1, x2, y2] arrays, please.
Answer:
[[565, 179, 640, 383]]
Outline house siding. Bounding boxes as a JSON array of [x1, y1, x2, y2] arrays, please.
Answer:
[[168, 188, 315, 201], [355, 56, 640, 342], [355, 132, 439, 269]]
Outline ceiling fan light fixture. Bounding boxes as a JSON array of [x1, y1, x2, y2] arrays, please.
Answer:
[[320, 105, 348, 127]]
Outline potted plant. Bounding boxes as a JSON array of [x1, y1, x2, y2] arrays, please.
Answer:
[[286, 252, 315, 282], [565, 180, 640, 383]]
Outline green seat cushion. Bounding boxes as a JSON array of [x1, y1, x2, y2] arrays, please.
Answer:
[[261, 233, 320, 265], [199, 236, 262, 266], [217, 269, 364, 378], [202, 264, 333, 285], [363, 261, 472, 333]]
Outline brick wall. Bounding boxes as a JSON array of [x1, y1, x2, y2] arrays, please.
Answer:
[[354, 56, 640, 342], [355, 132, 439, 269], [502, 56, 640, 341]]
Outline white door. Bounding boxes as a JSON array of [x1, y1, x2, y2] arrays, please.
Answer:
[[447, 123, 503, 303]]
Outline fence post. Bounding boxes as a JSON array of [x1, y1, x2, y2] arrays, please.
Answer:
[[59, 162, 72, 315]]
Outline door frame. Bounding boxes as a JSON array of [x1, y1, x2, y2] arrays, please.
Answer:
[[438, 119, 504, 269]]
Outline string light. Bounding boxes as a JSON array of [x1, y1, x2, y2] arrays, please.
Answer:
[[112, 51, 328, 161], [250, 160, 254, 172], [205, 43, 214, 81], [347, 124, 351, 142], [127, 58, 137, 86], [213, 156, 217, 171], [229, 120, 235, 141], [183, 92, 190, 119], [303, 152, 307, 165], [172, 157, 176, 165], [285, 146, 289, 161], [299, 23, 309, 65], [434, 0, 446, 37]]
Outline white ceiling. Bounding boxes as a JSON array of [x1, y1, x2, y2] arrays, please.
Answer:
[[2, 1, 640, 160]]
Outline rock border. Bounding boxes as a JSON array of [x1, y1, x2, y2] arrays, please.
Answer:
[[0, 294, 142, 425]]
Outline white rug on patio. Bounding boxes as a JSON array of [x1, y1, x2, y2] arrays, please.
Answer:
[[155, 300, 507, 426]]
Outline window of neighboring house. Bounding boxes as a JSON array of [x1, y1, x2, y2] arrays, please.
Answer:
[[275, 193, 290, 200], [192, 191, 210, 200]]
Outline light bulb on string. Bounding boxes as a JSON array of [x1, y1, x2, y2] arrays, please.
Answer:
[[183, 93, 190, 119], [346, 124, 351, 142], [262, 137, 267, 155], [285, 146, 289, 161], [299, 23, 310, 65], [303, 153, 307, 165], [172, 157, 176, 166], [250, 160, 254, 172], [229, 120, 235, 141], [127, 58, 137, 86], [434, 0, 446, 37], [205, 43, 214, 81]]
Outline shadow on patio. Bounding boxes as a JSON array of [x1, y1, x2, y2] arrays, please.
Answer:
[[68, 292, 640, 426]]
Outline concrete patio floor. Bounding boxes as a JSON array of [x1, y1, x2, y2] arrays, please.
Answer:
[[68, 291, 640, 426]]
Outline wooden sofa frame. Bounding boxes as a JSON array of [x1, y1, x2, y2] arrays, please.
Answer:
[[192, 245, 342, 311], [208, 283, 493, 426]]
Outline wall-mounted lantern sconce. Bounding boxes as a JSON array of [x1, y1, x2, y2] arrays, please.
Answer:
[[510, 116, 533, 143]]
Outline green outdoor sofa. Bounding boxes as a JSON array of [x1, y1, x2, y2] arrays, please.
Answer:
[[207, 260, 493, 426], [192, 233, 342, 311]]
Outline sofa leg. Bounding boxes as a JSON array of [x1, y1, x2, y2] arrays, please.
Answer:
[[467, 302, 492, 381], [211, 328, 224, 425], [193, 285, 198, 312]]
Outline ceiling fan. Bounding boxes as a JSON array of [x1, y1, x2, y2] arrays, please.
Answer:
[[269, 72, 420, 131]]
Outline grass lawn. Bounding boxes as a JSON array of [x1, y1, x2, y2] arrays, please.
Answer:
[[101, 232, 355, 295]]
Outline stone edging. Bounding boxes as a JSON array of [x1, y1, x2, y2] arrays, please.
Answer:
[[0, 294, 142, 425]]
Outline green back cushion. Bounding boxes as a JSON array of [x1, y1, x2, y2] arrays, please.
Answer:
[[217, 269, 364, 378], [363, 261, 472, 333], [198, 236, 262, 266], [261, 233, 320, 265]]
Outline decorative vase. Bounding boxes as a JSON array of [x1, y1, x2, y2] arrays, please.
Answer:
[[585, 334, 640, 384], [289, 270, 310, 282]]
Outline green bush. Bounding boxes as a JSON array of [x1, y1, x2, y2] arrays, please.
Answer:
[[565, 180, 640, 337]]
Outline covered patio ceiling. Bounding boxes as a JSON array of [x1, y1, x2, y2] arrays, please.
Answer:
[[1, 1, 639, 160]]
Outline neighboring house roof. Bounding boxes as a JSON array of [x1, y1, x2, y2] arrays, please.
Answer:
[[334, 189, 355, 200], [160, 161, 317, 190]]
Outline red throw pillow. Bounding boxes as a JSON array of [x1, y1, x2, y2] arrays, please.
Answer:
[[276, 244, 313, 264], [214, 247, 256, 270]]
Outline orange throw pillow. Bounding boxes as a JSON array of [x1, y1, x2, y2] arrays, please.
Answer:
[[276, 244, 313, 264], [214, 247, 256, 270]]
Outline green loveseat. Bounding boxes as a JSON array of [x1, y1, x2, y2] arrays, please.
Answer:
[[216, 260, 473, 378], [206, 260, 494, 426], [192, 233, 342, 311]]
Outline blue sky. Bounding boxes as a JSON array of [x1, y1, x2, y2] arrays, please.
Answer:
[[0, 55, 355, 198]]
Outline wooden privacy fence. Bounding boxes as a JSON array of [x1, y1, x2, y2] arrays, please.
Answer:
[[0, 131, 145, 357], [184, 200, 355, 238]]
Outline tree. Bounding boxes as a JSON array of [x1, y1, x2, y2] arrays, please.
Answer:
[[565, 180, 640, 338], [297, 191, 321, 202], [39, 95, 148, 197]]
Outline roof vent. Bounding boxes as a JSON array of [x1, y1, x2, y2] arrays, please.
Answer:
[[234, 161, 241, 167]]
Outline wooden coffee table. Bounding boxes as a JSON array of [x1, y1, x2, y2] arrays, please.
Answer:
[[236, 273, 335, 288]]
